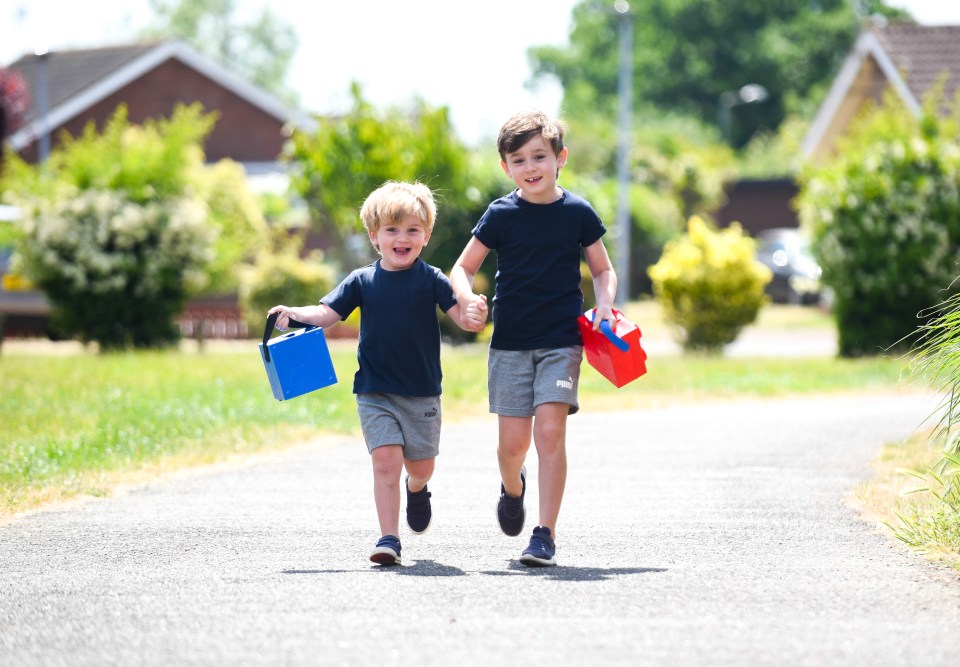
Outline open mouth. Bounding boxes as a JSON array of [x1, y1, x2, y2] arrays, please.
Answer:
[[393, 247, 411, 256]]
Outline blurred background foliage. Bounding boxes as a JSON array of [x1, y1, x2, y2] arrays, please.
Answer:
[[0, 0, 952, 354]]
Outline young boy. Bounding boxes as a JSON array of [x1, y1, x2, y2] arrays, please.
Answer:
[[450, 110, 617, 567], [269, 181, 485, 566]]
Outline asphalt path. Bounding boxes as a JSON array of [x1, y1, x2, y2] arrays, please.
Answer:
[[2, 391, 960, 666]]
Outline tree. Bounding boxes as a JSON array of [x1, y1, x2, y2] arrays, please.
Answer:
[[0, 67, 29, 178], [284, 84, 496, 276], [141, 0, 298, 104], [530, 0, 909, 147]]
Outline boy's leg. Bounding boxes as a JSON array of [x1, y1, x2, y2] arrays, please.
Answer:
[[531, 402, 569, 534], [404, 456, 435, 493], [498, 415, 533, 497], [403, 456, 436, 534], [370, 444, 404, 538]]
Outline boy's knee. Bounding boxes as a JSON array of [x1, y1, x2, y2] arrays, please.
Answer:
[[371, 445, 403, 477]]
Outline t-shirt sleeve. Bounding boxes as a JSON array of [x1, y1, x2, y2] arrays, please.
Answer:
[[472, 206, 497, 250], [320, 271, 361, 321], [433, 269, 458, 313], [581, 202, 606, 248]]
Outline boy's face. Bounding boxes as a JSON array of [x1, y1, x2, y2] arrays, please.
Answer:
[[369, 214, 431, 271], [500, 134, 568, 204]]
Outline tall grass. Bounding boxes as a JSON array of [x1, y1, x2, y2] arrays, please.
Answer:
[[883, 291, 960, 559], [1, 318, 914, 518]]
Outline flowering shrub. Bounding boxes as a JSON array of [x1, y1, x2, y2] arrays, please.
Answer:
[[2, 103, 270, 349], [648, 216, 770, 353], [13, 187, 215, 349], [797, 89, 960, 357]]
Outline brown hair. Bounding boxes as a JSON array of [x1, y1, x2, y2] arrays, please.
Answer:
[[497, 109, 565, 160]]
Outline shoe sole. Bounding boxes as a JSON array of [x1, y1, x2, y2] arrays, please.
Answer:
[[407, 518, 431, 535], [519, 552, 556, 567], [369, 547, 401, 565]]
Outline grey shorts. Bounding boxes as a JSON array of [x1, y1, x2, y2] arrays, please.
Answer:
[[356, 393, 441, 460], [488, 346, 583, 417]]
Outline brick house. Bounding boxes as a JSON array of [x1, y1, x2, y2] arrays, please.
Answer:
[[1, 40, 314, 339]]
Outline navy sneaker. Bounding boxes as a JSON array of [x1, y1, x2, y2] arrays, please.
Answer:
[[405, 476, 432, 534], [520, 525, 556, 567], [369, 535, 401, 565], [496, 466, 526, 536]]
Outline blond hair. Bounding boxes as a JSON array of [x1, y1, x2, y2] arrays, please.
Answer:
[[359, 181, 437, 239]]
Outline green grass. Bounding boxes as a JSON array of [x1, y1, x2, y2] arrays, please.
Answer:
[[0, 305, 918, 518]]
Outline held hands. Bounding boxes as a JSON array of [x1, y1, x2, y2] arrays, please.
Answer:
[[462, 294, 488, 333]]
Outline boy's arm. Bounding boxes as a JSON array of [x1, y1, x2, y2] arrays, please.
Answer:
[[450, 238, 490, 329], [267, 303, 343, 331], [584, 239, 618, 330], [450, 237, 489, 298]]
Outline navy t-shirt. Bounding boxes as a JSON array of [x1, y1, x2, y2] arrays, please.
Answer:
[[321, 258, 458, 397], [472, 189, 606, 350]]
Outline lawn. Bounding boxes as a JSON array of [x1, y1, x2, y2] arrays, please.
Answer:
[[0, 304, 920, 519]]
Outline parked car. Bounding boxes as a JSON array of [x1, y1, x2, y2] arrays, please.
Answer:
[[755, 228, 823, 305]]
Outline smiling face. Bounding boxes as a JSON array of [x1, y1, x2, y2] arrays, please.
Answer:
[[369, 214, 431, 271], [500, 134, 568, 204]]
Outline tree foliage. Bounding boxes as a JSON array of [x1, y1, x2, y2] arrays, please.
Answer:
[[284, 84, 499, 276], [560, 108, 734, 296], [142, 0, 298, 104], [531, 0, 909, 147], [796, 87, 960, 357], [0, 66, 29, 178]]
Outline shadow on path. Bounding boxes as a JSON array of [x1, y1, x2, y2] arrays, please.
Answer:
[[283, 562, 666, 580], [481, 563, 667, 581], [282, 560, 467, 577]]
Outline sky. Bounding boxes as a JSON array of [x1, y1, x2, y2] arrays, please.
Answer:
[[2, 0, 960, 146]]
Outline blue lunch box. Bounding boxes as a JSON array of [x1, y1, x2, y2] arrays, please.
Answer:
[[259, 312, 338, 401]]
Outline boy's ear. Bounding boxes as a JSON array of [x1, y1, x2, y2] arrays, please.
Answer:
[[557, 147, 569, 170], [500, 159, 510, 176]]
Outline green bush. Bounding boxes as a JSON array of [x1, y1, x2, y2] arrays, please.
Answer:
[[13, 187, 214, 349], [648, 216, 770, 353], [237, 236, 337, 334], [796, 88, 960, 357], [3, 104, 245, 350]]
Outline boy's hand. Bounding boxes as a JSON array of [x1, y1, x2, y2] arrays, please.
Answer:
[[592, 304, 615, 332], [462, 294, 488, 332], [267, 305, 294, 332]]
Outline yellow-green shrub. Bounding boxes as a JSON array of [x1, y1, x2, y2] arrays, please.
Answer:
[[649, 216, 771, 353], [237, 236, 337, 335]]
